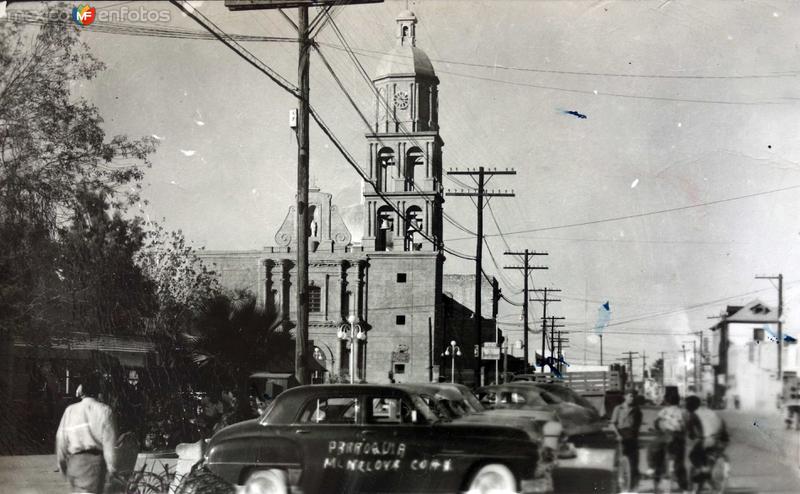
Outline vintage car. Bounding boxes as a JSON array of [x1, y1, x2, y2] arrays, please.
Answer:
[[476, 383, 626, 494], [196, 384, 552, 494]]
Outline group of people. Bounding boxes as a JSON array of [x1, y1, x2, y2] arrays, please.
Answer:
[[611, 390, 729, 494], [55, 374, 272, 493]]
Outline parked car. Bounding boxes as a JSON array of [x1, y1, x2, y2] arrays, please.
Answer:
[[194, 384, 553, 493], [477, 383, 625, 494]]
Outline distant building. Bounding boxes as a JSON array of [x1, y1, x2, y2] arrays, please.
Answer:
[[709, 299, 797, 410], [200, 11, 500, 385]]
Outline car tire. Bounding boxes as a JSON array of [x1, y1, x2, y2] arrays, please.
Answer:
[[243, 469, 288, 494], [466, 463, 517, 494]]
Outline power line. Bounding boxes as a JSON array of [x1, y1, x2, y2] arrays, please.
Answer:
[[448, 183, 800, 240], [171, 1, 474, 263], [318, 42, 797, 106], [316, 41, 799, 81]]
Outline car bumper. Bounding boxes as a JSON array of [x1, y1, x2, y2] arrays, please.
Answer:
[[521, 476, 554, 494], [556, 447, 616, 471]]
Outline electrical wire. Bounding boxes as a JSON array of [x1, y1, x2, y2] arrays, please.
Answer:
[[316, 41, 798, 81], [169, 1, 476, 261], [448, 183, 800, 241]]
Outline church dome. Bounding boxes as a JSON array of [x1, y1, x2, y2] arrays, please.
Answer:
[[375, 45, 436, 80], [374, 11, 437, 82]]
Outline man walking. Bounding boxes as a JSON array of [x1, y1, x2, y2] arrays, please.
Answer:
[[611, 389, 643, 489], [56, 373, 117, 493]]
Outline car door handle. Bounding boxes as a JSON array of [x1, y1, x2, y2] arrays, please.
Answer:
[[295, 429, 311, 434], [360, 430, 376, 436]]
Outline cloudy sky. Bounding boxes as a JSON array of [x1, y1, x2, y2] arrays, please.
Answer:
[[17, 0, 800, 369]]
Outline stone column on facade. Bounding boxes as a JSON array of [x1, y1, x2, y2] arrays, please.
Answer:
[[357, 260, 368, 324], [339, 260, 349, 321], [262, 259, 275, 315], [280, 258, 293, 331]]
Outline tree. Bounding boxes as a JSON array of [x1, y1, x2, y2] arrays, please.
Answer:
[[57, 189, 156, 336], [651, 358, 664, 383], [0, 4, 156, 338], [134, 223, 221, 337], [182, 291, 294, 413]]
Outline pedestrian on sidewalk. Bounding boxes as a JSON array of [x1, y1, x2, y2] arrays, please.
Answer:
[[611, 390, 643, 489], [55, 373, 118, 493], [784, 386, 800, 430]]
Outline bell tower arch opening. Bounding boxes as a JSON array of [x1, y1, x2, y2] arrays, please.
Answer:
[[361, 10, 443, 253]]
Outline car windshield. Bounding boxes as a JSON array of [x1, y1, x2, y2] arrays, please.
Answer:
[[538, 385, 597, 410], [459, 389, 485, 412], [478, 388, 551, 408]]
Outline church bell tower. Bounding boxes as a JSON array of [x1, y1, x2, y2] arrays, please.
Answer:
[[362, 10, 443, 253]]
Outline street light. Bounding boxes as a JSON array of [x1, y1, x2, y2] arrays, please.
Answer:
[[338, 315, 366, 384], [442, 340, 462, 384]]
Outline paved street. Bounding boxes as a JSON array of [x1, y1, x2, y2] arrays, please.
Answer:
[[629, 409, 800, 494], [1, 410, 798, 493]]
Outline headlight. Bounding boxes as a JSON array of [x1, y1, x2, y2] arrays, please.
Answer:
[[557, 441, 577, 459]]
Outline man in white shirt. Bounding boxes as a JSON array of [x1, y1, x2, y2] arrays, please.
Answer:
[[56, 374, 117, 493]]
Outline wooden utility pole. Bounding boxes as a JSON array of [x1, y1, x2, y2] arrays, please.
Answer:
[[621, 351, 639, 389], [756, 273, 784, 381], [641, 351, 647, 379], [504, 250, 548, 371], [555, 330, 570, 374], [294, 5, 311, 385], [447, 168, 516, 381], [531, 288, 561, 373], [223, 0, 384, 385], [548, 316, 566, 363]]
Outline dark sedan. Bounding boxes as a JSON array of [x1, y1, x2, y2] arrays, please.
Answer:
[[196, 384, 552, 493], [476, 383, 625, 494]]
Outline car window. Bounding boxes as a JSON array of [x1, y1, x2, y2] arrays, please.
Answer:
[[418, 394, 453, 421], [541, 386, 596, 410], [477, 391, 497, 407], [367, 397, 415, 424], [298, 397, 359, 424], [462, 390, 486, 412]]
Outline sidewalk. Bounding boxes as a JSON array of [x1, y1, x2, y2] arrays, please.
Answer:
[[0, 453, 178, 494]]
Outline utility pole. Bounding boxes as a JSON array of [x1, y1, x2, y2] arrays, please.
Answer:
[[555, 330, 570, 374], [600, 334, 604, 366], [447, 167, 516, 382], [531, 288, 561, 373], [621, 351, 639, 390], [504, 250, 548, 371], [491, 277, 501, 385], [641, 351, 647, 379], [682, 344, 688, 393], [222, 0, 384, 384], [659, 351, 666, 386], [548, 316, 566, 363], [756, 274, 784, 381]]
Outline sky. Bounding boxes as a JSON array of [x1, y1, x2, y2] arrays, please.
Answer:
[[9, 0, 800, 370]]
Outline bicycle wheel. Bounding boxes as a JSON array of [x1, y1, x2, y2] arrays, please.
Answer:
[[708, 456, 730, 494]]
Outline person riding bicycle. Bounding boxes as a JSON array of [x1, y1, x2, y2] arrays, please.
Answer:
[[685, 395, 729, 492], [647, 392, 691, 493], [611, 390, 643, 489]]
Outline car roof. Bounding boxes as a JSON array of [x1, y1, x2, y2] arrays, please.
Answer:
[[265, 384, 414, 424]]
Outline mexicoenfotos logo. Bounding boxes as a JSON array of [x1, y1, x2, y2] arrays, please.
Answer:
[[72, 4, 96, 26]]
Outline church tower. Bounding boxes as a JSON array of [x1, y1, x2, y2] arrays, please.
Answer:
[[362, 10, 443, 252]]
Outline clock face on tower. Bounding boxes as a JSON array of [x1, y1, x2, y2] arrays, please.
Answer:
[[393, 91, 409, 110]]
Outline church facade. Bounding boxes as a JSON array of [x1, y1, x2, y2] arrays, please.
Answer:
[[201, 11, 497, 385]]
